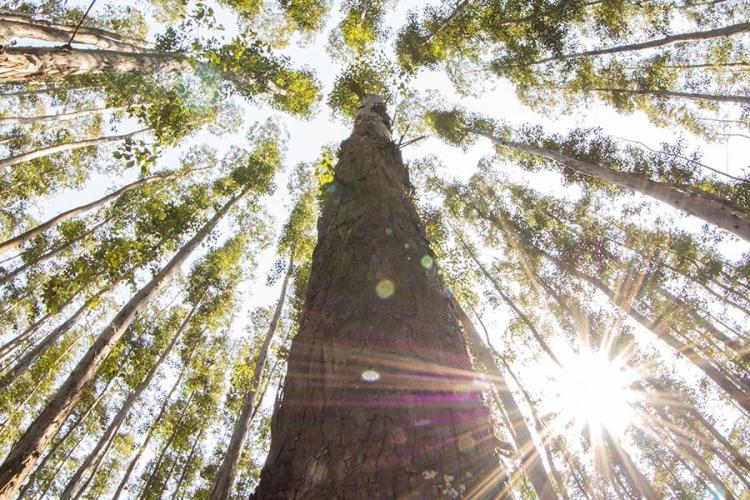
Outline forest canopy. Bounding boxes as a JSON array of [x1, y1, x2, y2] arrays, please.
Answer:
[[0, 0, 748, 498]]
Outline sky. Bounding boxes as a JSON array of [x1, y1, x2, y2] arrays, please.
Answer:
[[5, 0, 750, 485]]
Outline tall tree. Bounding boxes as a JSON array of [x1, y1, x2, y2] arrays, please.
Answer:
[[253, 96, 505, 497]]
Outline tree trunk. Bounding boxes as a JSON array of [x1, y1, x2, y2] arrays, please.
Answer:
[[687, 408, 750, 474], [602, 431, 660, 500], [530, 22, 750, 64], [472, 128, 750, 242], [0, 187, 249, 498], [0, 106, 122, 126], [138, 392, 195, 500], [0, 171, 179, 256], [1, 218, 110, 284], [210, 252, 294, 499], [16, 380, 112, 498], [252, 96, 504, 498], [0, 291, 101, 387], [454, 301, 557, 499], [0, 128, 146, 170], [0, 18, 148, 53], [473, 204, 750, 413], [171, 426, 204, 499], [112, 358, 190, 500], [60, 302, 199, 499], [0, 46, 191, 83], [593, 87, 750, 105], [502, 361, 571, 500]]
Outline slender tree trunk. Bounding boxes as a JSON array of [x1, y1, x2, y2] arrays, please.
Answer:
[[210, 253, 294, 499], [253, 96, 505, 498], [0, 128, 146, 170], [456, 230, 562, 366], [112, 359, 189, 500], [593, 87, 750, 105], [1, 218, 110, 284], [0, 171, 179, 256], [138, 393, 194, 500], [530, 22, 750, 64], [0, 12, 152, 51], [687, 408, 750, 474], [475, 204, 750, 413], [422, 0, 471, 45], [0, 46, 191, 83], [472, 128, 750, 241], [454, 303, 559, 499], [639, 408, 736, 499], [0, 187, 250, 498], [0, 291, 101, 387], [60, 302, 199, 499], [171, 426, 204, 499], [502, 361, 571, 500], [0, 106, 122, 126], [602, 431, 660, 500]]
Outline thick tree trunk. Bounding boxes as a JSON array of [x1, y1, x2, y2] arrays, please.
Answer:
[[253, 96, 504, 498], [112, 359, 189, 500], [0, 172, 179, 256], [0, 128, 146, 170], [210, 253, 294, 499], [0, 12, 152, 52], [0, 106, 122, 126], [0, 46, 191, 83], [60, 302, 199, 499], [472, 129, 750, 242], [531, 22, 750, 64], [0, 187, 249, 499]]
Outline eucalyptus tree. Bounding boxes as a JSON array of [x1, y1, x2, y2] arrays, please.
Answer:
[[437, 169, 750, 415], [0, 132, 281, 496], [428, 108, 750, 241], [249, 96, 508, 497], [210, 182, 316, 499], [0, 171, 217, 367], [62, 234, 255, 499], [328, 0, 396, 58]]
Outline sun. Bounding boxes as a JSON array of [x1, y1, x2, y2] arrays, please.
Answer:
[[549, 349, 638, 437]]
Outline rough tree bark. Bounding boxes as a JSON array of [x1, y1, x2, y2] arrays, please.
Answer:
[[252, 96, 504, 499], [0, 187, 250, 499], [210, 252, 294, 499]]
